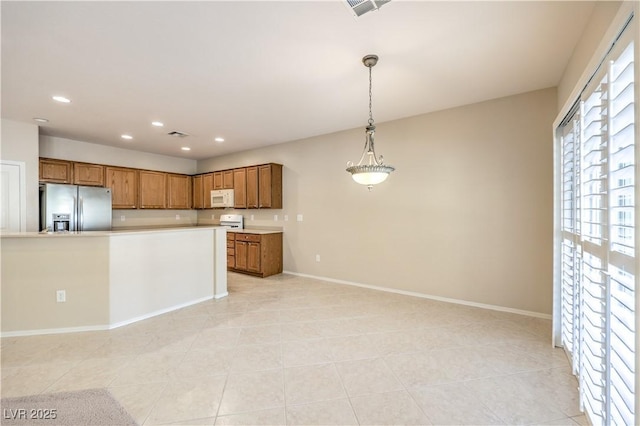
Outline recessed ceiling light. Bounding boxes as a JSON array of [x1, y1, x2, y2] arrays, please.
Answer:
[[152, 121, 164, 127], [33, 117, 49, 123], [181, 147, 191, 151], [121, 134, 133, 140], [214, 137, 224, 143], [52, 95, 71, 103]]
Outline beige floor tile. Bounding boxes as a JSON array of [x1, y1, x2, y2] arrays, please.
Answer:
[[286, 398, 358, 425], [173, 347, 235, 379], [279, 322, 324, 341], [109, 382, 167, 425], [230, 343, 282, 372], [217, 369, 284, 416], [1, 362, 77, 397], [109, 351, 185, 387], [463, 374, 568, 424], [145, 376, 226, 425], [335, 358, 403, 397], [350, 390, 431, 425], [45, 356, 134, 393], [236, 324, 281, 346], [284, 363, 347, 405], [281, 339, 332, 367], [409, 382, 505, 425], [190, 328, 242, 350], [215, 407, 286, 425], [325, 334, 379, 361]]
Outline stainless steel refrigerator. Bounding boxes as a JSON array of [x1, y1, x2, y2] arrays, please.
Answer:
[[40, 183, 112, 232]]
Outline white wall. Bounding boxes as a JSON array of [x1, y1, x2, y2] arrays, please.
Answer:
[[199, 87, 557, 315], [0, 119, 40, 231], [40, 135, 197, 174]]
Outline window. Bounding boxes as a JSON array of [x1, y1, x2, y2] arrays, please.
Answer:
[[554, 16, 636, 426]]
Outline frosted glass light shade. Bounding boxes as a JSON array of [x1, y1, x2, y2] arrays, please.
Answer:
[[351, 170, 390, 185]]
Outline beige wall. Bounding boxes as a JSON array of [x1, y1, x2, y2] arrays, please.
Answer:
[[1, 119, 40, 231], [1, 237, 110, 332], [557, 0, 624, 111], [199, 88, 557, 315]]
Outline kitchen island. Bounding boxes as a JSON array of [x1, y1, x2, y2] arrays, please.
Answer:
[[0, 226, 227, 336]]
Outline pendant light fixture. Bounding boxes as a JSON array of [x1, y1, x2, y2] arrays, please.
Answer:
[[346, 54, 394, 190]]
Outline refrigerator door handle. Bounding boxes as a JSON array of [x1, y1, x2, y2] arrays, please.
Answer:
[[79, 196, 84, 231]]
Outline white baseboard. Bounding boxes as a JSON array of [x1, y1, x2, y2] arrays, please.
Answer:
[[1, 324, 110, 338], [2, 295, 214, 338], [108, 295, 214, 329], [283, 270, 552, 320]]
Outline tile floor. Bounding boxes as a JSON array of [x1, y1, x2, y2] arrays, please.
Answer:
[[1, 272, 587, 425]]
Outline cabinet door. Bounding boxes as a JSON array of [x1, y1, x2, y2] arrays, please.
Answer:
[[223, 170, 234, 189], [192, 175, 203, 209], [246, 166, 258, 209], [139, 170, 166, 209], [73, 162, 105, 186], [39, 158, 72, 183], [106, 167, 138, 209], [258, 163, 283, 209], [247, 242, 261, 273], [226, 232, 235, 269], [202, 173, 214, 208], [233, 168, 247, 208], [167, 174, 191, 209], [213, 172, 223, 190], [235, 240, 248, 270]]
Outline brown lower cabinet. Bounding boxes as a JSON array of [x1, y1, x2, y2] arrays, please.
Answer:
[[227, 232, 283, 278]]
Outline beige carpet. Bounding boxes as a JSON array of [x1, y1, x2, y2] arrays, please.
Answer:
[[1, 388, 137, 425]]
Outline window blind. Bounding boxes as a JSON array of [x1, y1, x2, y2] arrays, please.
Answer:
[[555, 18, 636, 426]]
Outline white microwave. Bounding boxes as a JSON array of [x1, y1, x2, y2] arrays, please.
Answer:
[[210, 189, 234, 208]]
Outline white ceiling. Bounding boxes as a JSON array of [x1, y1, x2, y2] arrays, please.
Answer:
[[2, 1, 596, 160]]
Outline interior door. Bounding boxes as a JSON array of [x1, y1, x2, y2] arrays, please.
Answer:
[[0, 161, 26, 232]]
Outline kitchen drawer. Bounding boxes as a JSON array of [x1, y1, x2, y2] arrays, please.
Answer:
[[227, 232, 235, 240], [227, 239, 235, 248], [227, 247, 235, 256], [235, 233, 261, 242]]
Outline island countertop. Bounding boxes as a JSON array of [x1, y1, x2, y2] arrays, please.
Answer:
[[0, 225, 225, 238]]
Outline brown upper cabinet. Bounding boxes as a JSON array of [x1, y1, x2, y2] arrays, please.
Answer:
[[39, 158, 72, 184], [258, 163, 283, 209], [192, 175, 203, 209], [202, 173, 214, 208], [139, 170, 166, 209], [213, 171, 223, 190], [233, 168, 247, 209], [246, 166, 259, 209], [223, 170, 234, 189], [73, 162, 105, 186], [106, 167, 138, 209], [167, 174, 192, 209]]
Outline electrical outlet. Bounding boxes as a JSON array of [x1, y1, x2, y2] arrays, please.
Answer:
[[251, 215, 255, 221], [273, 215, 278, 221], [211, 214, 215, 220], [315, 254, 321, 262], [175, 214, 181, 220], [284, 215, 289, 221], [297, 214, 303, 222], [120, 215, 125, 222], [56, 290, 66, 303]]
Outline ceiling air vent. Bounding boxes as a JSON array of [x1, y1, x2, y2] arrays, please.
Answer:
[[345, 0, 390, 18], [167, 131, 189, 138]]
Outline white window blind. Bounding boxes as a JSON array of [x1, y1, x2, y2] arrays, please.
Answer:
[[555, 17, 636, 426]]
